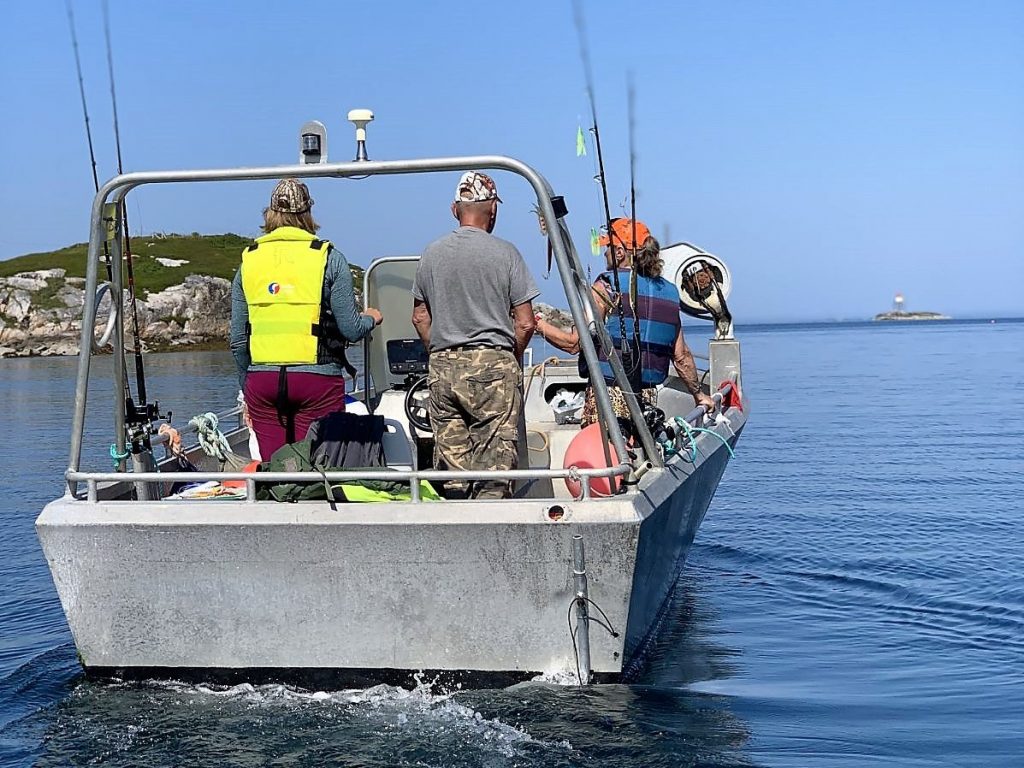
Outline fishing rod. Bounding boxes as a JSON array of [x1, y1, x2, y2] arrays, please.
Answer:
[[65, 0, 102, 197], [102, 0, 159, 451], [571, 0, 638, 385], [626, 72, 642, 388], [65, 0, 135, 417]]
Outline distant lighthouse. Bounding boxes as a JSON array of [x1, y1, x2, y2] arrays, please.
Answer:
[[893, 292, 905, 312]]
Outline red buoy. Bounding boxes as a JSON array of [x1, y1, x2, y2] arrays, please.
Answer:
[[563, 422, 620, 497]]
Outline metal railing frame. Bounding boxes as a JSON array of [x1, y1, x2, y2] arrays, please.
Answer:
[[67, 463, 632, 504], [67, 155, 669, 495], [66, 379, 739, 505]]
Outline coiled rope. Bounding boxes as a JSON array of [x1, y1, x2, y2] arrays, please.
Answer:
[[660, 416, 736, 462], [188, 412, 231, 461]]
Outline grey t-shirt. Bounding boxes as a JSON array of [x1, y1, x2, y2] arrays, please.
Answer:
[[413, 226, 539, 352]]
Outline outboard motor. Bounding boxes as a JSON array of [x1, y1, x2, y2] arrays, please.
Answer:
[[661, 242, 742, 397], [677, 252, 733, 340]]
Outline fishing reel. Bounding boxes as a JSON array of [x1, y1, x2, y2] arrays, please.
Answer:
[[125, 397, 168, 453]]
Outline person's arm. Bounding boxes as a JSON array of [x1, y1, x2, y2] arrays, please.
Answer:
[[512, 300, 536, 362], [506, 246, 539, 363], [228, 269, 251, 389], [411, 299, 431, 348], [534, 284, 609, 355], [673, 329, 715, 410], [327, 248, 378, 342], [535, 317, 580, 354]]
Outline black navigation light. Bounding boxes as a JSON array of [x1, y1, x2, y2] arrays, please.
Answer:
[[298, 120, 327, 164]]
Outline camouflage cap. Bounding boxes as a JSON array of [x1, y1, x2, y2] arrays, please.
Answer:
[[270, 178, 313, 214], [454, 172, 502, 204]]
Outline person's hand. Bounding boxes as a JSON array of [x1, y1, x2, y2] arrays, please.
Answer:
[[534, 315, 548, 338], [696, 392, 716, 412], [364, 307, 383, 326]]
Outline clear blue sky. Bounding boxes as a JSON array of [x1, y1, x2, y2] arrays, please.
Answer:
[[1, 0, 1021, 321]]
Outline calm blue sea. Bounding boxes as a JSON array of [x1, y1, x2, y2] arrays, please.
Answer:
[[1, 319, 1022, 767]]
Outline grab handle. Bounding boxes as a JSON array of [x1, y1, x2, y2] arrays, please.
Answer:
[[91, 282, 118, 352]]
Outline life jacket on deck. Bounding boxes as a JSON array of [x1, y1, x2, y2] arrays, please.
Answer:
[[596, 269, 681, 387], [241, 226, 353, 373]]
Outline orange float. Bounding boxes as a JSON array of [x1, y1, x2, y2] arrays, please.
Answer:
[[562, 423, 621, 497], [223, 459, 261, 488]]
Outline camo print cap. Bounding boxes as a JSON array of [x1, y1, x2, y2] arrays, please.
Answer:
[[270, 178, 313, 214], [454, 172, 502, 204]]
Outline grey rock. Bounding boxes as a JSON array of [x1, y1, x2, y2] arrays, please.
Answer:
[[0, 271, 234, 359], [534, 302, 573, 330], [0, 288, 34, 323]]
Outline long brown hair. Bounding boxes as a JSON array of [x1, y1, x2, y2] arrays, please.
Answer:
[[261, 208, 320, 234], [633, 235, 663, 278]]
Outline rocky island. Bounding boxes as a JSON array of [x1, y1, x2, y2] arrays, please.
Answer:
[[872, 310, 951, 322]]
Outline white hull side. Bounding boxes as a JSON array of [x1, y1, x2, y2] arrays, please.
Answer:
[[36, 501, 638, 676]]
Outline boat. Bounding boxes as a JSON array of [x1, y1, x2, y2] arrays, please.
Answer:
[[35, 115, 748, 687]]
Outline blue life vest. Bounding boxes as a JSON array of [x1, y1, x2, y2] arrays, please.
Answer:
[[596, 269, 681, 387]]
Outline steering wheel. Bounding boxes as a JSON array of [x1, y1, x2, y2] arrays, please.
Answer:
[[404, 375, 432, 432]]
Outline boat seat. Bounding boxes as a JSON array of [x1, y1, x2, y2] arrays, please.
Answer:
[[382, 417, 415, 471]]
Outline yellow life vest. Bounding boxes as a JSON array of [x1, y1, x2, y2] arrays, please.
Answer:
[[241, 227, 331, 365]]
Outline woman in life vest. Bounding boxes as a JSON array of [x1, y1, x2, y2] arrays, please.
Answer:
[[535, 217, 715, 426], [229, 178, 383, 459]]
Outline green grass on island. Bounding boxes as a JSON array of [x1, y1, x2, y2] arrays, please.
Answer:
[[0, 233, 364, 295]]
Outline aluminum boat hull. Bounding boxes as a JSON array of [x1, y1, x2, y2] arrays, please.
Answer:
[[36, 411, 744, 684]]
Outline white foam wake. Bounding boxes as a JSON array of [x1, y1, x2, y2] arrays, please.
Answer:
[[146, 675, 572, 759]]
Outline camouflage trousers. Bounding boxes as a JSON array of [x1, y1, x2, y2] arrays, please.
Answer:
[[428, 348, 522, 499]]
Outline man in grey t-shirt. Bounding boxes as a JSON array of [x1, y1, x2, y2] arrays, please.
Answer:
[[411, 172, 538, 499]]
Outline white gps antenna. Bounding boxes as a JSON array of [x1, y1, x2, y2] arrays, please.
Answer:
[[347, 108, 374, 161]]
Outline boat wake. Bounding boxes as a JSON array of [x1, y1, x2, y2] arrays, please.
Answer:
[[146, 676, 573, 759]]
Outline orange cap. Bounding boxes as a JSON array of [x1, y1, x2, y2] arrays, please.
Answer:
[[598, 218, 651, 250]]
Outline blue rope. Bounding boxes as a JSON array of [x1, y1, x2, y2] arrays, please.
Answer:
[[109, 443, 130, 468], [670, 417, 699, 462], [670, 417, 736, 461]]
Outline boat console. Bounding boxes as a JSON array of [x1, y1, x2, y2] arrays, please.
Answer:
[[387, 338, 432, 433], [386, 338, 428, 377]]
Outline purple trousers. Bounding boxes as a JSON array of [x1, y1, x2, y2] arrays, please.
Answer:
[[244, 371, 346, 460]]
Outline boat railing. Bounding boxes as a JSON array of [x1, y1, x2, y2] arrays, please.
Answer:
[[66, 381, 738, 505], [65, 463, 632, 504], [681, 382, 735, 426], [69, 154, 648, 495]]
